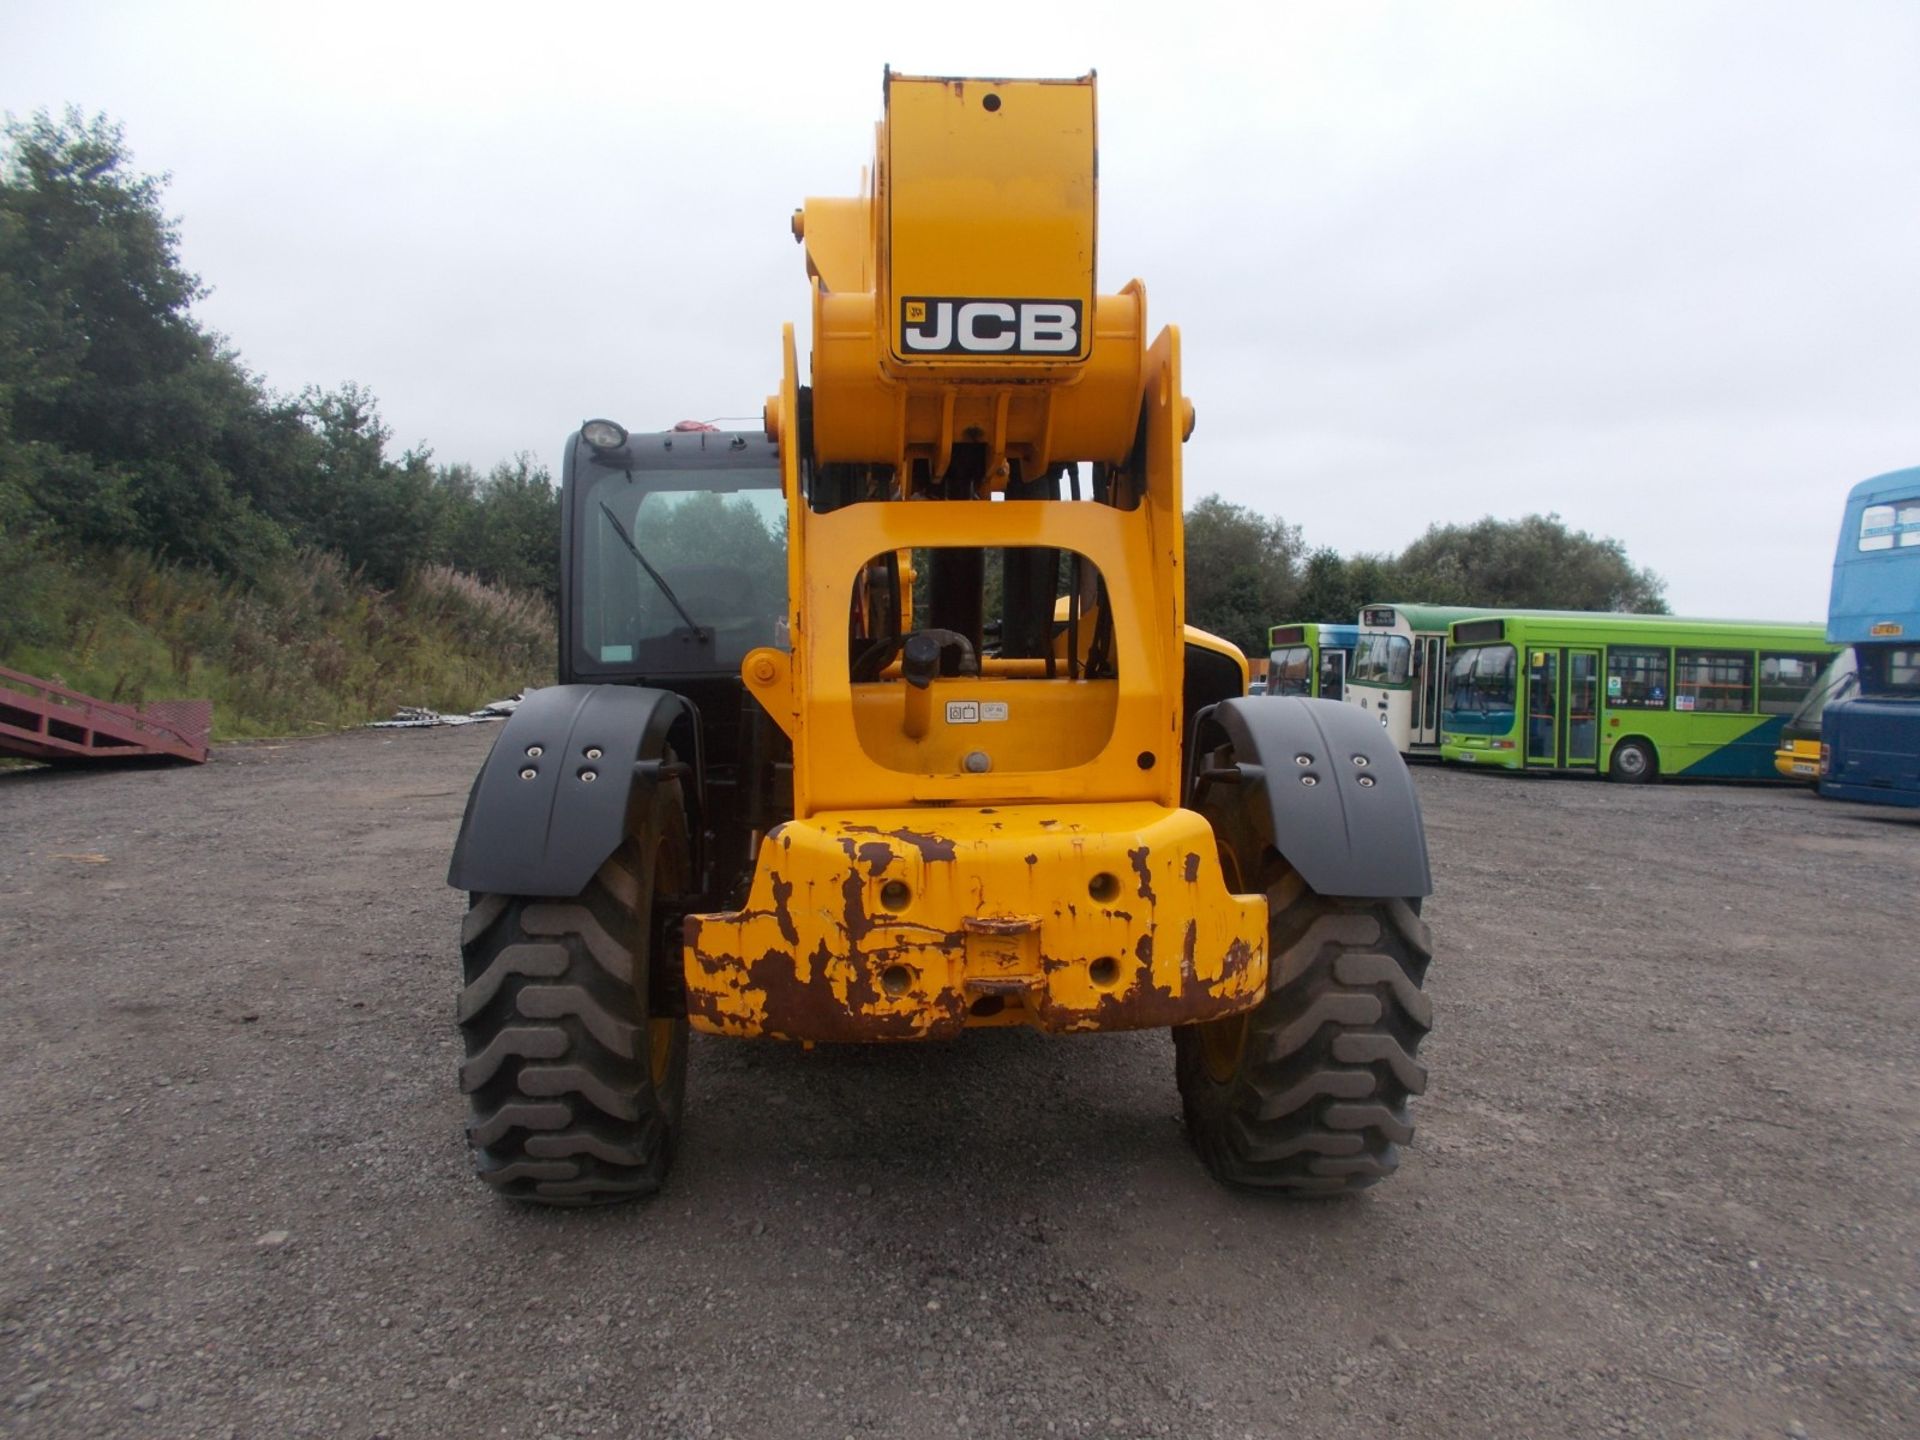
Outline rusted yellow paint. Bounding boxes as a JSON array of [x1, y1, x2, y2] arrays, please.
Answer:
[[683, 804, 1267, 1041]]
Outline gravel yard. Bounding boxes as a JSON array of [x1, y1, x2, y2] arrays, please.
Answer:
[[2, 726, 1915, 1439]]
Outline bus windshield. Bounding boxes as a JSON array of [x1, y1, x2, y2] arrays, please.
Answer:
[[1783, 649, 1858, 735], [1443, 644, 1517, 734], [1353, 633, 1411, 685], [1269, 645, 1313, 696]]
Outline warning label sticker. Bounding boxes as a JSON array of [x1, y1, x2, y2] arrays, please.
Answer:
[[946, 700, 1010, 724]]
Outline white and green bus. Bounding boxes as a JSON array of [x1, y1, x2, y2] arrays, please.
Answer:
[[1438, 612, 1837, 782], [1349, 604, 1504, 754]]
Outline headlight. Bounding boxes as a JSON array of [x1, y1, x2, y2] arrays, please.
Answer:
[[582, 418, 628, 451]]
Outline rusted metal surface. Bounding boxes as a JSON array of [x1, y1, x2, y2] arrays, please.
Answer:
[[683, 803, 1267, 1042], [0, 665, 211, 765]]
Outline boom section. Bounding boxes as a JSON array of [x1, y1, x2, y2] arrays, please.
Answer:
[[793, 71, 1154, 472]]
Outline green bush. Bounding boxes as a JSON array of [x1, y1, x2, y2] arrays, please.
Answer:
[[0, 542, 553, 740]]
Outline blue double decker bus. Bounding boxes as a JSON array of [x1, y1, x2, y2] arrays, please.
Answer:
[[1821, 468, 1920, 807]]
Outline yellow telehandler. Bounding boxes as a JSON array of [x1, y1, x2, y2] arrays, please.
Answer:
[[448, 71, 1433, 1203]]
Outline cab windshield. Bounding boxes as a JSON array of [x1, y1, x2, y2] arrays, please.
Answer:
[[577, 464, 787, 673]]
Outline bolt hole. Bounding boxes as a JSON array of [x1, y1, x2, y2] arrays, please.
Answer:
[[518, 767, 538, 781], [578, 767, 598, 783], [1088, 956, 1120, 988], [525, 745, 543, 758], [1352, 754, 1369, 767], [879, 879, 911, 911], [982, 92, 1002, 112], [1136, 751, 1156, 770], [584, 746, 603, 760], [1357, 774, 1376, 788], [1294, 753, 1313, 766], [1300, 774, 1319, 786], [880, 964, 913, 997], [1088, 872, 1120, 903]]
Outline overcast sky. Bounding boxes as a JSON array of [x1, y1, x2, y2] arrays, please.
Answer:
[[6, 0, 1916, 619]]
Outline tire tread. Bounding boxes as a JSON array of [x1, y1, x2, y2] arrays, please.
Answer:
[[1177, 880, 1433, 1194], [457, 787, 689, 1206]]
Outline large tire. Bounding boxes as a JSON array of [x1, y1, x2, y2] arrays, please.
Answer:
[[457, 783, 689, 1205], [1175, 835, 1433, 1194]]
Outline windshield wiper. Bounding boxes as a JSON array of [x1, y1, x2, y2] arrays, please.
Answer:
[[598, 501, 709, 641]]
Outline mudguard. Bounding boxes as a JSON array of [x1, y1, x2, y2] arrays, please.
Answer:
[[447, 685, 693, 897], [1202, 696, 1432, 899]]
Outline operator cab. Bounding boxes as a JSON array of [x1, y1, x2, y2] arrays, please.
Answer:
[[561, 421, 787, 686]]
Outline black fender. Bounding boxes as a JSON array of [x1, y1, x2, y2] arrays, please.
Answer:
[[447, 685, 697, 897], [1193, 696, 1431, 899]]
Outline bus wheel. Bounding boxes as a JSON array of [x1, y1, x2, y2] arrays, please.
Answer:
[[1174, 858, 1433, 1194], [1608, 738, 1656, 784]]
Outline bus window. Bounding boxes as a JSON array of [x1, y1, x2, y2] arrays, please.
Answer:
[[1858, 497, 1920, 551], [1675, 649, 1753, 714], [1786, 650, 1857, 730], [1758, 652, 1833, 714], [1607, 646, 1670, 710], [1268, 645, 1313, 697], [1354, 634, 1411, 685], [1443, 644, 1516, 734], [1865, 646, 1920, 695]]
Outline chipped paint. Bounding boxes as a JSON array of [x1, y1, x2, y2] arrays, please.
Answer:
[[768, 872, 799, 946], [1127, 845, 1156, 904], [839, 823, 958, 864], [684, 804, 1266, 1041]]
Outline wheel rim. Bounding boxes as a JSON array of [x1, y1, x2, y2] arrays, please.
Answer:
[[1197, 1011, 1250, 1085], [1617, 744, 1648, 778], [648, 1017, 676, 1087]]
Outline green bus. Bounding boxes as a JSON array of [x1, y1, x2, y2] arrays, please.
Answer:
[[1265, 622, 1360, 700], [1439, 613, 1836, 781]]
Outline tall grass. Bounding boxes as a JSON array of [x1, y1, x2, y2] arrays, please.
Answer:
[[1, 544, 554, 740]]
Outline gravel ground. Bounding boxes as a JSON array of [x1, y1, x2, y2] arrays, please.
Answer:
[[1, 726, 1916, 1439]]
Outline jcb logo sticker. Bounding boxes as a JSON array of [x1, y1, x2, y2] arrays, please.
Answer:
[[900, 297, 1082, 355]]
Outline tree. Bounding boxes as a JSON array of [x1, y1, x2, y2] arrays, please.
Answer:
[[1393, 514, 1667, 613], [1295, 546, 1401, 626], [0, 107, 285, 576], [440, 455, 561, 601], [1182, 496, 1304, 654]]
